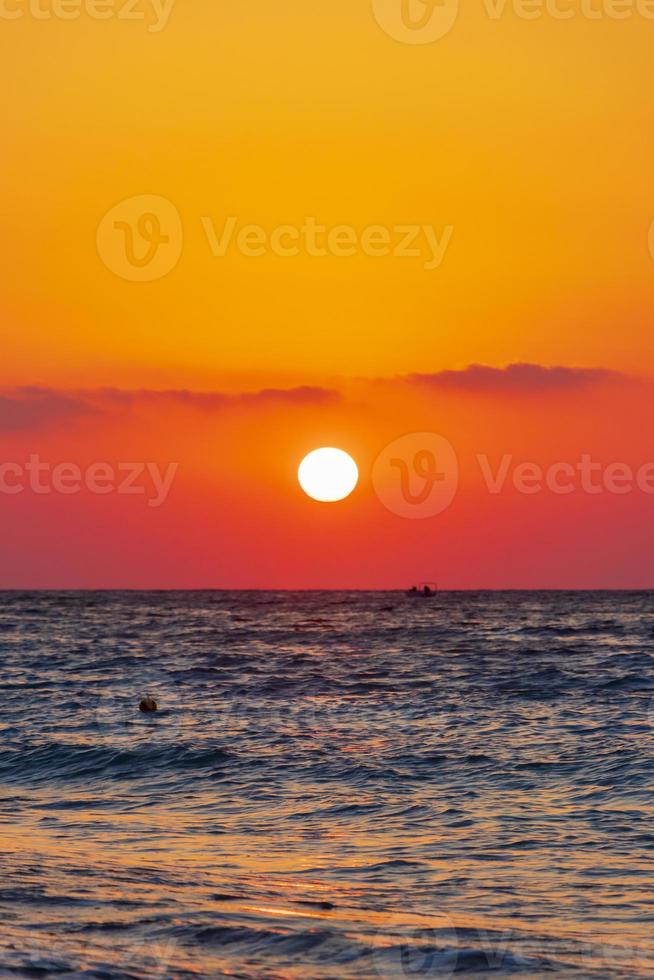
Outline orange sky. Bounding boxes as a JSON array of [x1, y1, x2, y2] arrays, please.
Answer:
[[2, 1, 654, 586], [1, 371, 653, 588]]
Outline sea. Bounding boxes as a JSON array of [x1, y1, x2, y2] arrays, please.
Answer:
[[0, 591, 652, 978]]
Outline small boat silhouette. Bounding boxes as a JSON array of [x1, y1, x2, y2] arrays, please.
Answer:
[[407, 582, 438, 598]]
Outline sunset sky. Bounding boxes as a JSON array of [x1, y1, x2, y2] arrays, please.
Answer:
[[3, 0, 654, 587]]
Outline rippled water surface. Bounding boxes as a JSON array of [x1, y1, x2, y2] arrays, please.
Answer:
[[0, 591, 652, 978]]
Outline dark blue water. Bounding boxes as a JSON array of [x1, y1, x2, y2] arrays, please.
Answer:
[[0, 591, 652, 978]]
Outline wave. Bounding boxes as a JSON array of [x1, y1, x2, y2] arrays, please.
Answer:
[[0, 742, 233, 782]]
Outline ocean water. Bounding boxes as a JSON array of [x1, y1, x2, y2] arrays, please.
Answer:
[[0, 591, 652, 979]]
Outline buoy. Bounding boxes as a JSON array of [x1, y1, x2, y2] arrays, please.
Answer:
[[139, 696, 158, 713]]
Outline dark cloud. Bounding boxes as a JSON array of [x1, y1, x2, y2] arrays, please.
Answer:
[[246, 386, 339, 406], [405, 363, 620, 392], [96, 386, 339, 409], [0, 388, 98, 433], [1, 368, 618, 436], [0, 385, 340, 432]]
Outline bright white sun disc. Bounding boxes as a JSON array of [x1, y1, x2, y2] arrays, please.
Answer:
[[298, 448, 359, 503]]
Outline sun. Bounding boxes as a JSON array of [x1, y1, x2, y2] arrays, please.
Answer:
[[298, 448, 359, 503]]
